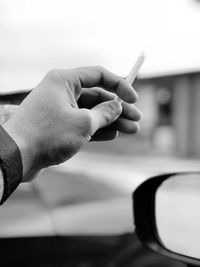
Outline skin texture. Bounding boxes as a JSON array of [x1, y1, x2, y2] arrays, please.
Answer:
[[3, 67, 141, 182]]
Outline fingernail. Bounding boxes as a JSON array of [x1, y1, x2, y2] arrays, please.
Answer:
[[114, 96, 123, 104], [111, 100, 122, 116]]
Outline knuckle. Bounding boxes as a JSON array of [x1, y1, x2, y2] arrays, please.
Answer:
[[104, 113, 112, 125], [102, 102, 120, 124], [46, 69, 63, 82], [95, 65, 107, 73], [101, 109, 110, 125]]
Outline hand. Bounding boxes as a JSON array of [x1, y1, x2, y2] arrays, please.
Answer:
[[3, 67, 141, 182]]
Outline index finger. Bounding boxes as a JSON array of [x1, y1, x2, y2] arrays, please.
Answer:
[[70, 66, 138, 103]]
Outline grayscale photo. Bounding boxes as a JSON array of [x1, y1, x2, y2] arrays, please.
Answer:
[[0, 0, 200, 266]]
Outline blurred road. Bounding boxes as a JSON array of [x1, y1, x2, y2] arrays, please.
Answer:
[[0, 134, 200, 237]]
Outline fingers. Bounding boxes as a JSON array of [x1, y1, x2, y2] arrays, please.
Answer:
[[69, 66, 138, 103], [89, 117, 140, 142], [89, 100, 122, 133], [78, 88, 103, 109], [79, 87, 142, 121], [108, 117, 140, 133], [81, 101, 140, 141], [122, 103, 142, 121], [91, 129, 118, 141]]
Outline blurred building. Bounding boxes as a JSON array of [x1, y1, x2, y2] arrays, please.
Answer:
[[136, 71, 200, 158]]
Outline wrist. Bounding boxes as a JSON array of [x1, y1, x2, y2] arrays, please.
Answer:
[[3, 121, 36, 182]]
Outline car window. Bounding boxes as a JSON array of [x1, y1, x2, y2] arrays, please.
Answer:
[[1, 0, 200, 238]]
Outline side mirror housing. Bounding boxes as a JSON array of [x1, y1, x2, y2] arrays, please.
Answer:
[[133, 172, 200, 266]]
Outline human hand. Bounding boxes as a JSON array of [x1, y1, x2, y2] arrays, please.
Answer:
[[3, 67, 141, 181], [0, 105, 18, 125]]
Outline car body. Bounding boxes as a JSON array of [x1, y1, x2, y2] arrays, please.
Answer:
[[0, 91, 197, 266]]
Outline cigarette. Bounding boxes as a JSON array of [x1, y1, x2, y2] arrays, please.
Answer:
[[114, 52, 145, 103]]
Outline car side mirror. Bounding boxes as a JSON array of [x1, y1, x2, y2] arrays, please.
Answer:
[[133, 172, 200, 266]]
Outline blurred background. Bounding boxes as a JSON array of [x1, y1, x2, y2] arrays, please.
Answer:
[[1, 0, 200, 157], [0, 0, 200, 265]]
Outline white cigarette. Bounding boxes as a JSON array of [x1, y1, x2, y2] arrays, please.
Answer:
[[114, 52, 145, 103]]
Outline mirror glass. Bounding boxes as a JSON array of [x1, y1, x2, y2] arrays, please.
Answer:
[[156, 173, 200, 259]]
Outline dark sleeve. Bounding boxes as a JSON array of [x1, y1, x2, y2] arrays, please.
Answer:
[[0, 125, 23, 204]]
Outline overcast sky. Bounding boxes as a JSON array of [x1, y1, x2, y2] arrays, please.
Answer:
[[1, 0, 200, 91]]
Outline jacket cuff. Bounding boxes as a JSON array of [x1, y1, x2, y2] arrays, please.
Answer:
[[0, 125, 23, 204]]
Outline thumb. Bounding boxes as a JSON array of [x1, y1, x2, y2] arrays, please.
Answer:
[[90, 100, 122, 133]]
